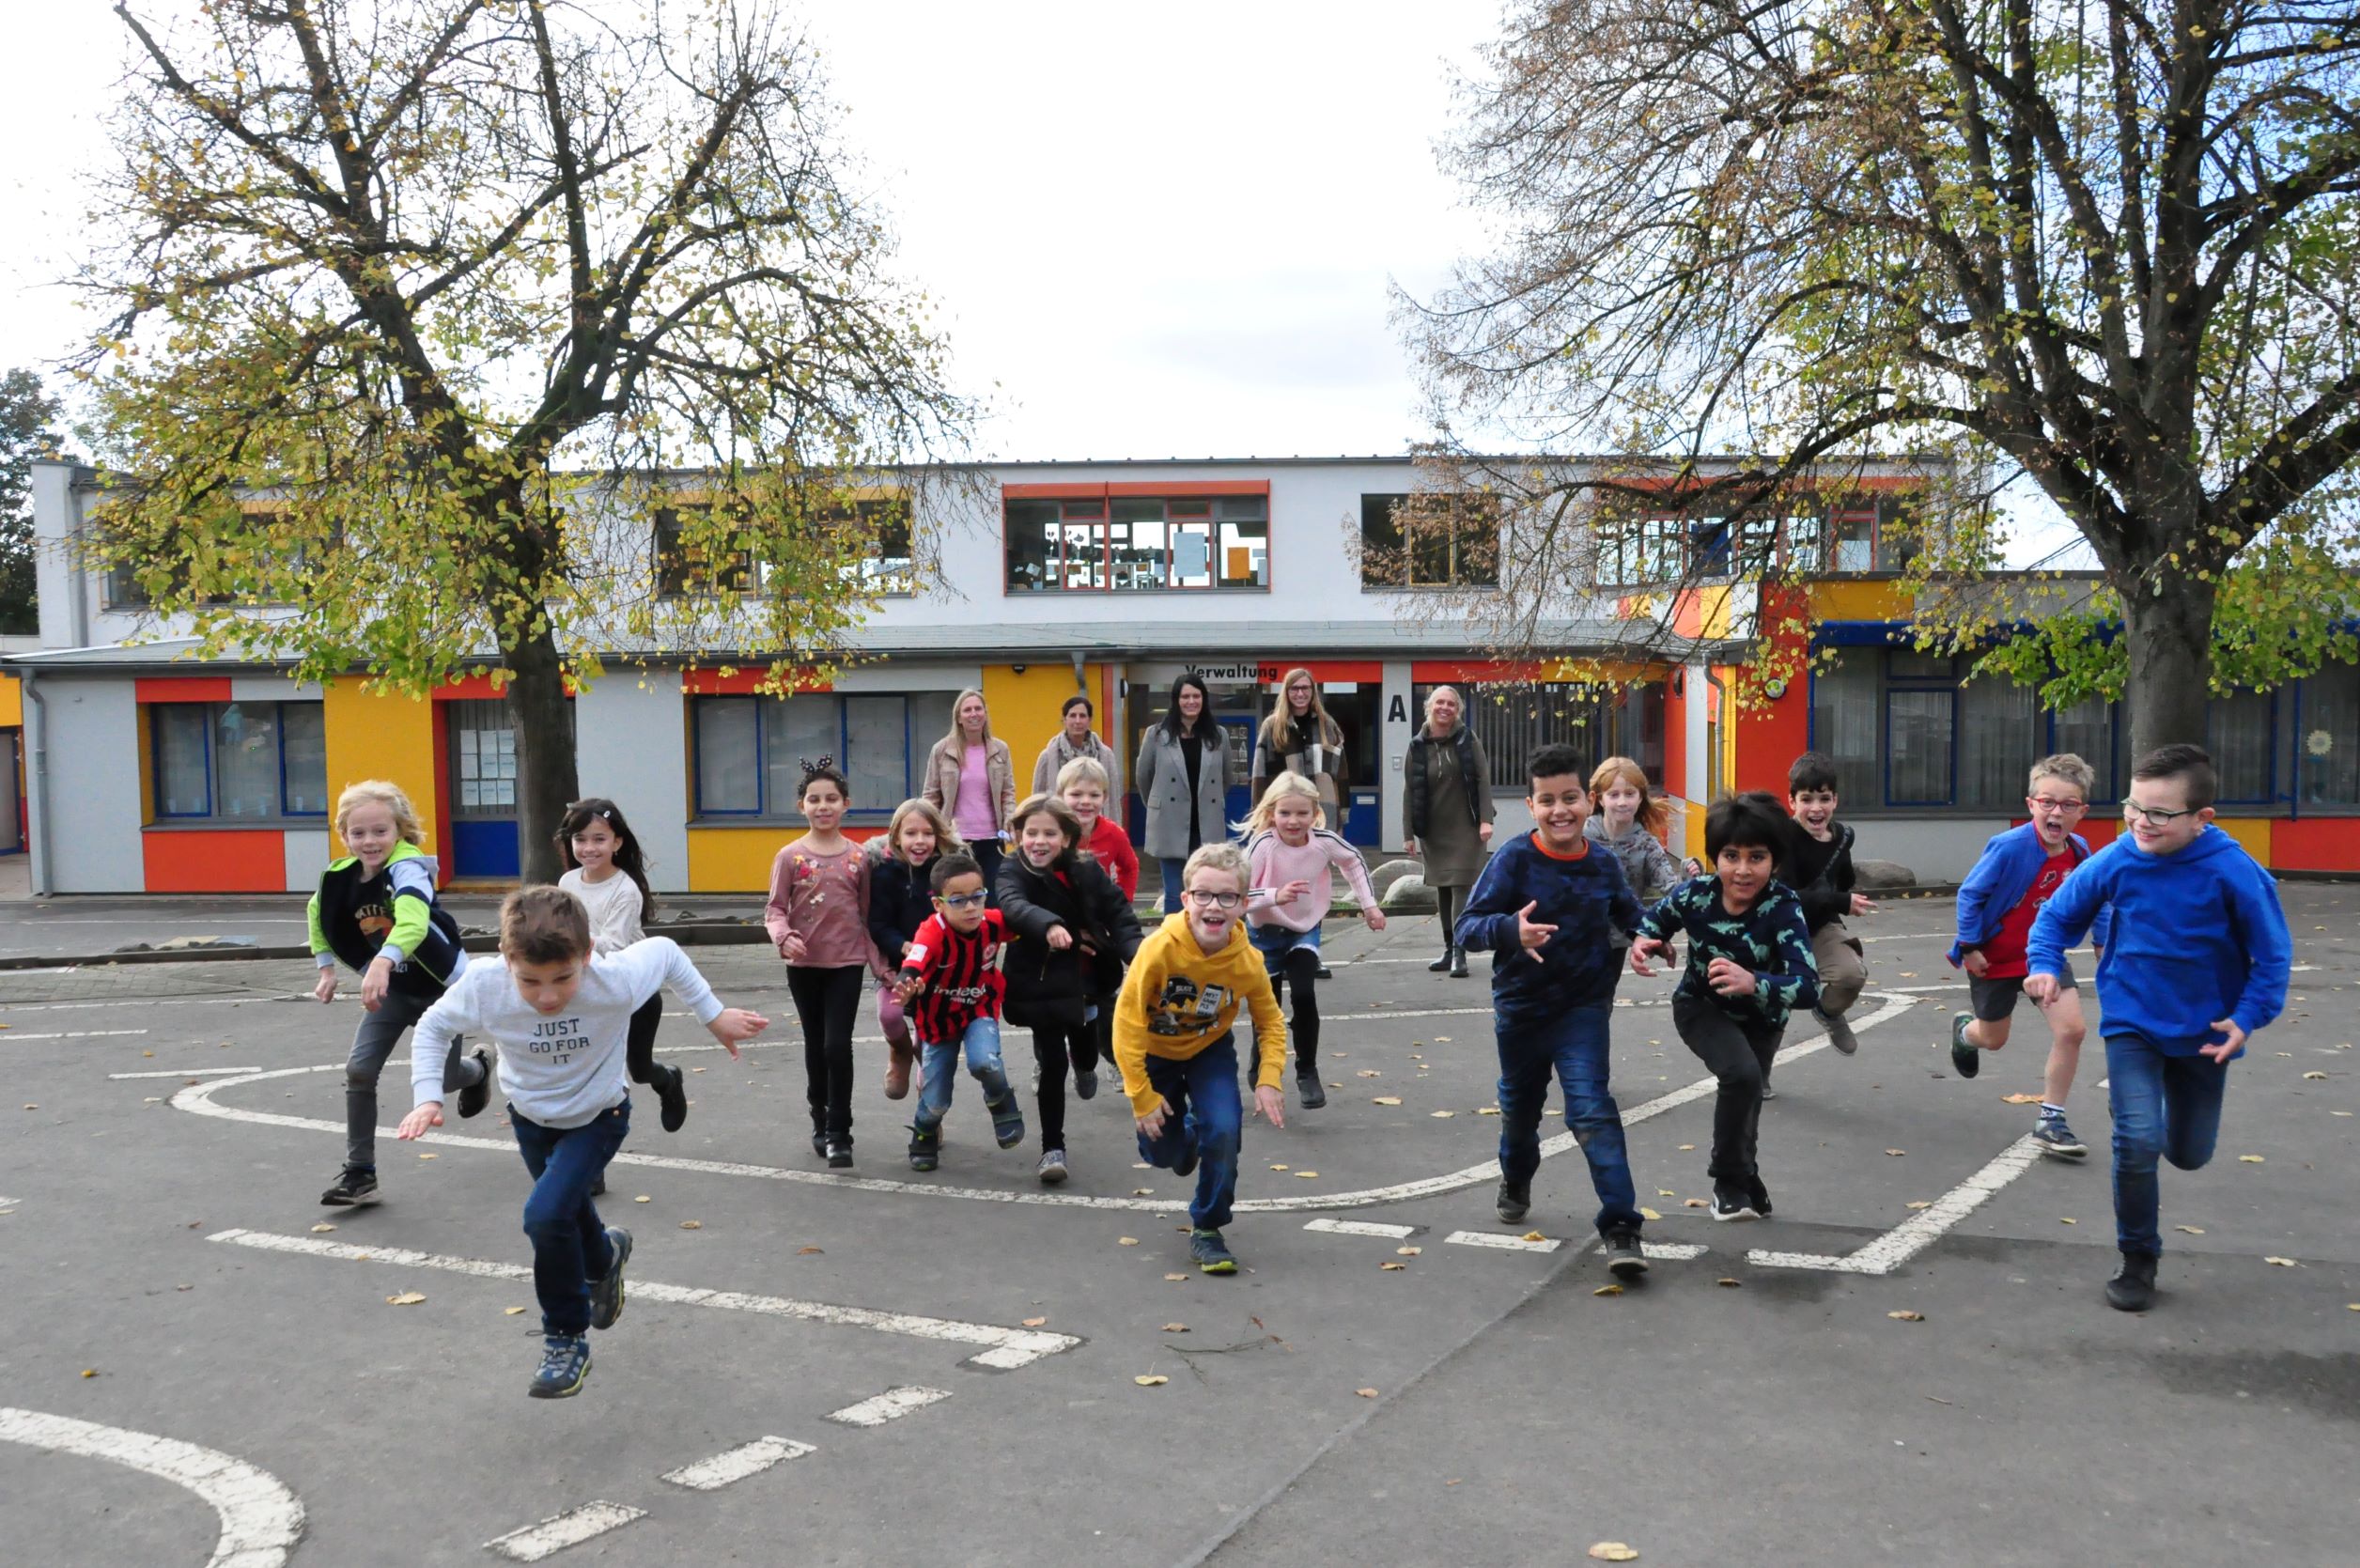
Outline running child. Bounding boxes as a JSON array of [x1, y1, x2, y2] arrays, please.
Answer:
[[869, 798, 963, 1102], [1630, 791, 1820, 1221], [1781, 752, 1874, 1061], [1584, 755, 1685, 906], [764, 760, 890, 1169], [1243, 773, 1384, 1110], [1116, 842, 1289, 1273], [998, 793, 1143, 1185], [1459, 745, 1649, 1277], [399, 887, 766, 1398], [308, 779, 489, 1207], [556, 799, 689, 1139], [896, 852, 1024, 1172], [1059, 755, 1141, 1085], [1946, 753, 2114, 1159], [2026, 744, 2290, 1312]]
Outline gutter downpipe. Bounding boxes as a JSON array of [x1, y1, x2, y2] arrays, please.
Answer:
[[21, 668, 52, 896]]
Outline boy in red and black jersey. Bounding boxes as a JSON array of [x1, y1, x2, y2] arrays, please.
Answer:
[[896, 853, 1025, 1169]]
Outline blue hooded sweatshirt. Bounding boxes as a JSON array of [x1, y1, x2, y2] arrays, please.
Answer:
[[2026, 825, 2290, 1057], [1948, 822, 2113, 969]]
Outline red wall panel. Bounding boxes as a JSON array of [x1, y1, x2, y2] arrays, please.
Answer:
[[144, 830, 286, 893]]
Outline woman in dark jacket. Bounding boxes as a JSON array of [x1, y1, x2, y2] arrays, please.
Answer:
[[1134, 674, 1231, 913], [997, 793, 1144, 1188], [1405, 683, 1495, 977]]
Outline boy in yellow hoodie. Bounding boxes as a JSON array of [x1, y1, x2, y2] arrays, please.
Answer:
[[1116, 842, 1289, 1273]]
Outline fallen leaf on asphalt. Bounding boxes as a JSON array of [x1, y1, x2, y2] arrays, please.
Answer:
[[1522, 1231, 1547, 1243], [1162, 1323, 1188, 1332], [1296, 1171, 1320, 1179], [1592, 1284, 1623, 1296], [2238, 1155, 2265, 1163], [1269, 1163, 1290, 1172], [1905, 1201, 1932, 1210], [679, 1220, 702, 1230], [1446, 1478, 1463, 1485], [1380, 1262, 1406, 1271], [1163, 1273, 1188, 1281], [1398, 1246, 1421, 1256], [1022, 1316, 1048, 1327], [23, 1105, 37, 1111], [2263, 1256, 2300, 1267], [416, 1152, 437, 1160], [1431, 1110, 1455, 1118], [1656, 1188, 1677, 1198], [1716, 1278, 1742, 1288], [1357, 1388, 1380, 1398], [1133, 1162, 1153, 1169], [2336, 1111, 2354, 1118], [2348, 1304, 2360, 1312], [1887, 1311, 1924, 1322], [311, 1222, 337, 1233], [691, 1066, 706, 1074], [1639, 1207, 1663, 1221], [1588, 1545, 1640, 1562], [1885, 1149, 1906, 1157], [141, 1049, 152, 1057], [797, 1246, 823, 1255], [1373, 1096, 1402, 1106], [1118, 1236, 1140, 1246], [634, 1195, 652, 1203], [80, 1370, 98, 1379], [1678, 1143, 1695, 1152], [2175, 1226, 2205, 1234], [2058, 1218, 2076, 1225], [387, 1293, 427, 1306], [1683, 1198, 1709, 1209], [1435, 1036, 1452, 1043], [1357, 1070, 1382, 1078], [2302, 1071, 2327, 1080], [2001, 1093, 2042, 1105], [1899, 971, 1917, 978], [1134, 1374, 1169, 1387], [1131, 1188, 1155, 1196], [1477, 1108, 1500, 1116]]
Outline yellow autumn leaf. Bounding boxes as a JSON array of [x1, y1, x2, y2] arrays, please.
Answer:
[[1678, 1143, 1695, 1151], [2302, 1070, 2327, 1080], [1132, 1188, 1155, 1196], [504, 1306, 527, 1315], [2001, 1093, 2042, 1105], [1134, 1374, 1169, 1387], [1022, 1316, 1047, 1327], [1885, 1149, 1906, 1157], [1296, 1171, 1320, 1179], [311, 1222, 337, 1233], [2239, 1155, 2265, 1163], [2263, 1256, 2300, 1267], [2175, 1225, 2205, 1235], [1905, 1201, 1933, 1210], [1639, 1207, 1663, 1221], [2058, 1218, 2076, 1225], [1716, 1278, 1742, 1288], [1269, 1163, 1290, 1172], [1380, 1261, 1406, 1271], [1430, 1110, 1456, 1118], [1356, 1387, 1380, 1398], [679, 1220, 702, 1230], [634, 1195, 652, 1203], [1373, 1095, 1403, 1106], [1357, 1069, 1382, 1078], [797, 1246, 824, 1255], [417, 1152, 437, 1160], [1887, 1310, 1924, 1321], [1161, 1323, 1188, 1332], [1589, 1545, 1640, 1562], [1118, 1236, 1140, 1246], [1683, 1198, 1709, 1208], [1593, 1283, 1623, 1296], [1398, 1246, 1422, 1256], [1476, 1107, 1500, 1116], [386, 1292, 427, 1306], [1163, 1272, 1188, 1281]]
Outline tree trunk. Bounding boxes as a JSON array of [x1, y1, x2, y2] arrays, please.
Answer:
[[2118, 570, 2216, 761], [506, 623, 579, 885]]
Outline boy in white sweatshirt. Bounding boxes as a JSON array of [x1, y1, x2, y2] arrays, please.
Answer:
[[399, 887, 767, 1399]]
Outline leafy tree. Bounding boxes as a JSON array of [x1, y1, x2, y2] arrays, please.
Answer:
[[79, 0, 972, 878], [1409, 0, 2360, 754], [0, 369, 66, 636]]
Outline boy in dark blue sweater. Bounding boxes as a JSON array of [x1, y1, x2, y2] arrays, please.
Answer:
[[2026, 744, 2290, 1312], [1458, 744, 1650, 1279]]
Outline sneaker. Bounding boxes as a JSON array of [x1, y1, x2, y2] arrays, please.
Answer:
[[591, 1173, 607, 1198], [528, 1334, 592, 1400], [882, 1045, 914, 1102], [457, 1048, 496, 1118], [1760, 1079, 1778, 1102], [1709, 1185, 1761, 1222], [1600, 1228, 1649, 1280], [1296, 1070, 1327, 1110], [655, 1063, 691, 1134], [319, 1165, 379, 1206], [1949, 1012, 1981, 1079], [1315, 965, 1334, 981], [1496, 1178, 1531, 1224], [1189, 1228, 1237, 1274], [588, 1227, 631, 1330], [1037, 1149, 1069, 1186], [987, 1094, 1027, 1149], [1074, 1068, 1100, 1102], [1817, 1007, 1858, 1056], [2032, 1114, 2088, 1160], [826, 1140, 854, 1170], [908, 1124, 940, 1172], [2104, 1250, 2158, 1312], [1747, 1176, 1774, 1219]]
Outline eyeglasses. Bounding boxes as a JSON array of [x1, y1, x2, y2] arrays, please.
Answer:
[[2122, 801, 2198, 827], [938, 892, 988, 910], [2026, 796, 2087, 813], [1184, 890, 1243, 910]]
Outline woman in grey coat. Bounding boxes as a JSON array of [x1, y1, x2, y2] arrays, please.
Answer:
[[1133, 674, 1231, 912]]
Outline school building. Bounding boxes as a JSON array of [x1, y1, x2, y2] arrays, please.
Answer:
[[9, 454, 2358, 895]]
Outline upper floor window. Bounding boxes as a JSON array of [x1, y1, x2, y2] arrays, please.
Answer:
[[1004, 489, 1268, 593], [1359, 493, 1500, 589], [654, 497, 913, 598], [150, 700, 328, 820], [1594, 495, 1915, 586]]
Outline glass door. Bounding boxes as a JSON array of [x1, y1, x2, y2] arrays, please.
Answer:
[[447, 699, 520, 878]]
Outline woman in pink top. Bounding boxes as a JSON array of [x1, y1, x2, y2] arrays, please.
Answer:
[[923, 689, 1016, 895], [1242, 774, 1385, 1110], [766, 761, 890, 1169]]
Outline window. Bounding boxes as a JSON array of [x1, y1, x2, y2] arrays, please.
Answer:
[[2297, 661, 2360, 807], [2052, 696, 2125, 802], [1809, 654, 1881, 804], [150, 701, 328, 820], [656, 497, 914, 598], [1359, 494, 1500, 589], [1407, 681, 1663, 793], [1886, 690, 1954, 804], [692, 691, 957, 818], [1006, 491, 1268, 593], [1594, 514, 1686, 586], [2207, 689, 2275, 804]]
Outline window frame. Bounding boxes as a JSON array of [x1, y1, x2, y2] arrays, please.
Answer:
[[148, 700, 329, 824], [1004, 489, 1271, 594], [654, 496, 917, 599], [690, 692, 935, 822]]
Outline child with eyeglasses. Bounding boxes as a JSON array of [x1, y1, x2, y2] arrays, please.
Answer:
[[1114, 842, 1288, 1274], [894, 852, 1023, 1172]]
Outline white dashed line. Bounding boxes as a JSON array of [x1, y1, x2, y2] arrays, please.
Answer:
[[485, 1501, 645, 1561], [1302, 1218, 1419, 1239], [0, 1029, 150, 1041], [1748, 1134, 2045, 1275], [1444, 1230, 1563, 1254], [0, 1405, 306, 1568], [661, 1436, 815, 1491], [206, 1229, 1080, 1370], [110, 1066, 262, 1079], [826, 1387, 953, 1428], [1642, 1241, 1707, 1261]]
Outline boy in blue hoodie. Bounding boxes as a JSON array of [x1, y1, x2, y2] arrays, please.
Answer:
[[1458, 744, 1649, 1279], [1946, 753, 2113, 1159], [2026, 744, 2290, 1312]]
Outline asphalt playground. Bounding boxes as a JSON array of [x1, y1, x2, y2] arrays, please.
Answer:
[[2, 887, 2355, 1566]]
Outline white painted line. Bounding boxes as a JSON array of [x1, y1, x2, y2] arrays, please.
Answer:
[[111, 1066, 263, 1079], [170, 994, 1917, 1216], [1444, 1230, 1563, 1254], [206, 1229, 1080, 1370], [1887, 984, 1969, 993], [660, 1436, 815, 1491], [826, 1386, 953, 1428], [1302, 1218, 1419, 1240], [0, 1405, 306, 1568], [1748, 1134, 2044, 1275], [485, 1501, 645, 1561], [0, 996, 303, 1012], [1642, 1241, 1706, 1261], [1, 1028, 150, 1041]]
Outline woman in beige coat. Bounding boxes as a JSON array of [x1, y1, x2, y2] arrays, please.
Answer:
[[923, 689, 1017, 891]]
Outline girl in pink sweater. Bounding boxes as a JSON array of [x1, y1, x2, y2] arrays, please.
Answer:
[[765, 761, 888, 1169], [1243, 774, 1385, 1110]]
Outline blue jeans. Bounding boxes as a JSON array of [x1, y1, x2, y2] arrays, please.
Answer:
[[2105, 1032, 2230, 1256], [1158, 858, 1188, 915], [511, 1098, 630, 1336], [915, 1017, 1011, 1130], [1135, 1032, 1245, 1231], [1496, 1003, 1641, 1234]]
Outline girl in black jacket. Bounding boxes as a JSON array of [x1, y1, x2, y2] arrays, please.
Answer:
[[869, 800, 963, 1101], [996, 793, 1143, 1186]]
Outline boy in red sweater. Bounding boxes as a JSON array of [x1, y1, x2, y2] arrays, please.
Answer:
[[1058, 756, 1139, 900], [894, 853, 1025, 1171]]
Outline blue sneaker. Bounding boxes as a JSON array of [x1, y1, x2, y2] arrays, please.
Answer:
[[528, 1334, 591, 1399], [986, 1094, 1027, 1150], [1189, 1228, 1237, 1274], [588, 1227, 631, 1331], [2032, 1114, 2088, 1159]]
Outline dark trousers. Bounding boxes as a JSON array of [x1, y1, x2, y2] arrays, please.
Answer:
[[2106, 1032, 2231, 1256], [1672, 992, 1784, 1184], [1030, 1020, 1097, 1153], [624, 995, 663, 1083], [1135, 1032, 1245, 1231], [1254, 934, 1323, 1070], [1496, 1001, 1641, 1234], [971, 840, 1005, 905], [788, 964, 864, 1143], [511, 1099, 629, 1336]]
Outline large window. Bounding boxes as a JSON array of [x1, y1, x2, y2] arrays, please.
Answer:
[[1005, 492, 1268, 593], [1359, 494, 1501, 588], [692, 691, 957, 819], [1595, 497, 1912, 586], [2298, 661, 2360, 807], [655, 498, 913, 598], [150, 701, 328, 820], [1408, 681, 1665, 795]]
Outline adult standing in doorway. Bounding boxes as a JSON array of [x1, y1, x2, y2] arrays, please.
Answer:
[[1134, 674, 1231, 913], [1032, 693, 1119, 796], [1250, 667, 1349, 834], [1405, 684, 1494, 977], [924, 689, 1017, 892]]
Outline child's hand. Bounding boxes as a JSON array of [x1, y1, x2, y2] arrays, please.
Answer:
[[1253, 1083, 1286, 1129], [1279, 878, 1313, 907], [893, 974, 923, 1004], [1684, 857, 1705, 877], [1046, 924, 1075, 952], [1849, 893, 1879, 917], [313, 969, 338, 1004], [1363, 908, 1387, 932], [707, 1007, 767, 1060], [361, 957, 393, 1013], [1705, 956, 1756, 998], [1962, 949, 1990, 978], [1627, 937, 1665, 976], [2024, 971, 2058, 1005], [779, 931, 809, 963], [1136, 1097, 1172, 1139], [2201, 1017, 2247, 1063], [1514, 900, 1557, 952], [396, 1102, 443, 1141]]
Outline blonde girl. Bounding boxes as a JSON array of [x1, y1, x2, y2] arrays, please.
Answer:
[[1241, 772, 1383, 1108], [1250, 666, 1350, 832], [868, 798, 965, 1100]]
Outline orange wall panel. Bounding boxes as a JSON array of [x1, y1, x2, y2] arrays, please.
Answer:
[[144, 830, 287, 893], [2265, 816, 2360, 872], [136, 677, 234, 704]]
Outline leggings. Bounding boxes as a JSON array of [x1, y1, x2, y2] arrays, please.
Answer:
[[1279, 945, 1322, 1070], [624, 995, 663, 1083], [1436, 885, 1462, 949], [788, 964, 865, 1144], [1031, 1020, 1099, 1153]]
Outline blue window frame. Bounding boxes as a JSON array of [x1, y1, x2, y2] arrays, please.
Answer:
[[150, 701, 328, 821], [692, 692, 956, 820]]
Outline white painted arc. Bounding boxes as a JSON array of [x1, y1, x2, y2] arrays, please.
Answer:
[[168, 992, 1917, 1216], [825, 1386, 953, 1427], [0, 1405, 306, 1568], [660, 1436, 815, 1491], [204, 1228, 1080, 1369], [110, 1066, 262, 1079], [1747, 1134, 2045, 1275], [484, 1500, 645, 1561]]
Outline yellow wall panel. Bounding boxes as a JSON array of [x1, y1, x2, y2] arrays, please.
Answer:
[[323, 680, 439, 855], [1809, 580, 1911, 621], [687, 826, 793, 893], [982, 663, 1094, 782], [0, 675, 21, 729], [2210, 815, 2270, 862]]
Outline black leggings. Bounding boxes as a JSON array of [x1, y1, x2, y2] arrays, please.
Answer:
[[788, 965, 864, 1143], [624, 995, 663, 1083], [1281, 946, 1322, 1070], [1437, 885, 1462, 949], [1031, 1020, 1098, 1153]]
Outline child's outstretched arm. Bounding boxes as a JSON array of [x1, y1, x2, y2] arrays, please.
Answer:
[[1749, 900, 1822, 1015], [1453, 852, 1528, 955], [307, 888, 338, 1001], [397, 971, 489, 1139], [615, 936, 761, 1059], [2211, 861, 2293, 1060], [1327, 835, 1386, 928], [2025, 858, 2106, 1002], [1112, 951, 1165, 1126]]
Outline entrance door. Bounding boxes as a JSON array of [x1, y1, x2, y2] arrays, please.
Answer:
[[446, 699, 520, 878], [0, 730, 20, 854]]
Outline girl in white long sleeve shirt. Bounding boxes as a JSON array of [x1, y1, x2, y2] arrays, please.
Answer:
[[556, 799, 691, 1143]]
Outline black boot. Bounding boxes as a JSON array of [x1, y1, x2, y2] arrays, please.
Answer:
[[1427, 944, 1453, 973], [2104, 1250, 2158, 1312], [1449, 946, 1468, 979]]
